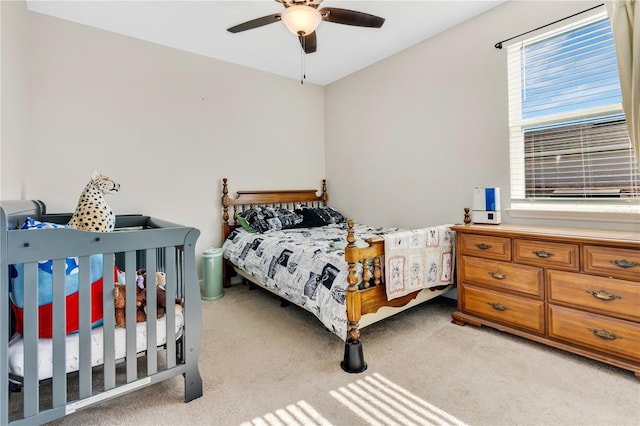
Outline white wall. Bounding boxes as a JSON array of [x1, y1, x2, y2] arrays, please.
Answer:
[[325, 0, 636, 232], [2, 0, 636, 276], [1, 1, 29, 200], [1, 3, 325, 265]]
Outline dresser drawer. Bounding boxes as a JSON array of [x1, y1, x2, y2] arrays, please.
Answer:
[[460, 256, 543, 297], [461, 285, 545, 333], [458, 233, 511, 261], [584, 245, 640, 281], [547, 270, 640, 322], [549, 305, 640, 363], [514, 239, 579, 271]]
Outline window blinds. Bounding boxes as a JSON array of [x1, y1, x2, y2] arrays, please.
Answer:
[[524, 115, 638, 197], [507, 14, 639, 201]]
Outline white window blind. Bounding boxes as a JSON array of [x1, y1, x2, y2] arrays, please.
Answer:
[[507, 13, 639, 206]]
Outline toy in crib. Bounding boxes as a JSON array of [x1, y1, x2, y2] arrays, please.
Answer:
[[9, 217, 126, 337], [67, 170, 120, 232], [113, 283, 146, 327], [114, 268, 182, 328]]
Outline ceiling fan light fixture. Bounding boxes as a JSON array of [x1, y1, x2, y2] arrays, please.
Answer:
[[281, 5, 321, 35]]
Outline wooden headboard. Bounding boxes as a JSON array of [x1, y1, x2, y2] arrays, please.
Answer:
[[221, 177, 328, 242]]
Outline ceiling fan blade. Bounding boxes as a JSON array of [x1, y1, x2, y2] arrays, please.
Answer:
[[298, 32, 317, 54], [227, 13, 281, 33], [319, 7, 385, 28]]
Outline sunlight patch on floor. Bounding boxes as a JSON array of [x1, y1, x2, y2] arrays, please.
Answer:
[[241, 400, 332, 426], [330, 373, 468, 426]]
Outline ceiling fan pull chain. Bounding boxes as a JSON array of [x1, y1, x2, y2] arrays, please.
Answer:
[[299, 32, 306, 85]]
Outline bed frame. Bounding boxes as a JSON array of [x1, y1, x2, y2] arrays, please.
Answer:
[[1, 200, 203, 425], [221, 178, 452, 373]]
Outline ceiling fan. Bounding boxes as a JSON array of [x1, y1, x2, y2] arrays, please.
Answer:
[[226, 0, 385, 54]]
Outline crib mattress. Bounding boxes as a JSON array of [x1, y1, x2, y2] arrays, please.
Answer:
[[8, 311, 184, 382]]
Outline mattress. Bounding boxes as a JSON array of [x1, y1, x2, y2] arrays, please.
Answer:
[[8, 310, 184, 382]]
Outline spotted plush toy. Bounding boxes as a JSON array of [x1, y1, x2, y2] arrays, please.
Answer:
[[68, 171, 120, 232]]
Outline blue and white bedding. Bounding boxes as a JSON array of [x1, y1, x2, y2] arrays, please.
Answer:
[[223, 223, 400, 340]]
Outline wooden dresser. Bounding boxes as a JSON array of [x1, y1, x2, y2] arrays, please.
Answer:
[[450, 224, 640, 377]]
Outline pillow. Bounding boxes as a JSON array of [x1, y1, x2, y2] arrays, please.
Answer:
[[11, 217, 105, 307], [237, 215, 256, 233], [11, 217, 120, 337], [238, 207, 303, 233], [273, 207, 304, 229], [295, 206, 347, 227]]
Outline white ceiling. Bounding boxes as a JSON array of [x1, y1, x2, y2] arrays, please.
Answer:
[[25, 0, 506, 86]]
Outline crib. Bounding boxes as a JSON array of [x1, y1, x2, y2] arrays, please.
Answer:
[[1, 200, 203, 425]]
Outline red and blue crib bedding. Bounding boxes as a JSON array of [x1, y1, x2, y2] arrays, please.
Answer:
[[8, 217, 124, 338]]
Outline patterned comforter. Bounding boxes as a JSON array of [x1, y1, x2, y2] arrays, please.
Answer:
[[222, 223, 398, 340]]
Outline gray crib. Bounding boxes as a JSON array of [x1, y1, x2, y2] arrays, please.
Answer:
[[0, 200, 203, 425]]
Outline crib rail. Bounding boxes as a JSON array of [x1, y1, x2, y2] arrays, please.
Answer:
[[1, 206, 202, 425]]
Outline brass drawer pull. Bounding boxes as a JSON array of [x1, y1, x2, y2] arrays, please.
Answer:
[[587, 289, 621, 302], [610, 259, 640, 269], [533, 250, 553, 259], [489, 271, 508, 280], [588, 328, 621, 341], [475, 243, 492, 250], [488, 302, 509, 311]]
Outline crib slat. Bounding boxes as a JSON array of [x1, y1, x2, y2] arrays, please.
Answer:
[[102, 254, 116, 390], [124, 251, 138, 383], [78, 255, 92, 399], [23, 262, 39, 418], [52, 258, 68, 408], [145, 249, 158, 375], [164, 248, 177, 368]]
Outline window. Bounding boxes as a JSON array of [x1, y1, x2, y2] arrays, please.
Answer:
[[507, 12, 639, 215]]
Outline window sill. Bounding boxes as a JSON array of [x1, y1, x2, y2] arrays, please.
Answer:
[[507, 204, 640, 224]]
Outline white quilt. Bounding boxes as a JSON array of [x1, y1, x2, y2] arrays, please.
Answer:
[[383, 226, 455, 300]]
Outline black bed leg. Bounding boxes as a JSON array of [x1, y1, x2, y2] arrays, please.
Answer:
[[341, 341, 367, 373]]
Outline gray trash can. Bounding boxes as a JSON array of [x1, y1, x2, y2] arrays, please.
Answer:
[[201, 248, 224, 301]]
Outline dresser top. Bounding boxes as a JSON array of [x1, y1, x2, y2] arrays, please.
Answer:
[[450, 224, 640, 247]]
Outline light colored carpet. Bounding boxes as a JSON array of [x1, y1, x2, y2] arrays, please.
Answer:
[[30, 283, 640, 425]]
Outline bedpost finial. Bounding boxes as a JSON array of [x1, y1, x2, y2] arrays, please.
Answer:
[[463, 207, 471, 224], [222, 178, 230, 224], [346, 219, 355, 244], [321, 179, 328, 206]]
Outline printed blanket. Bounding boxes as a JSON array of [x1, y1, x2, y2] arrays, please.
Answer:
[[222, 223, 398, 340], [383, 225, 455, 300]]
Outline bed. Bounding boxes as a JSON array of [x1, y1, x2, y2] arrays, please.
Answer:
[[1, 200, 202, 425], [221, 178, 456, 373]]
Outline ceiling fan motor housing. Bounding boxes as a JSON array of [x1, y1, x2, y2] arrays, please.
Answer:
[[278, 0, 324, 8]]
